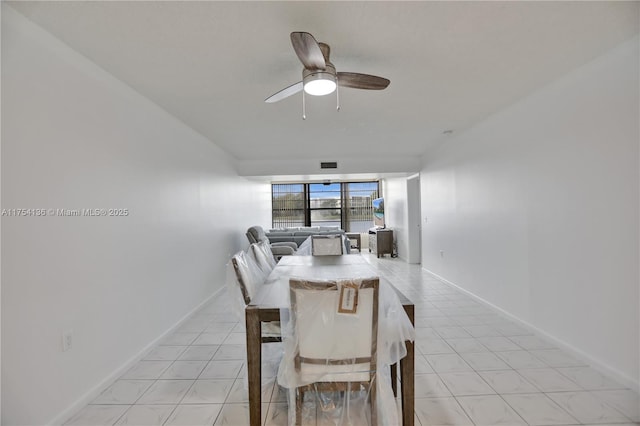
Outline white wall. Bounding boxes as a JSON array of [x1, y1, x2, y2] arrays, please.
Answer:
[[383, 177, 409, 260], [420, 36, 639, 387], [406, 175, 421, 264], [1, 7, 270, 425], [0, 6, 3, 421]]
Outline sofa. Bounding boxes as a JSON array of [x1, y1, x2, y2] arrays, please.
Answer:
[[266, 226, 351, 253]]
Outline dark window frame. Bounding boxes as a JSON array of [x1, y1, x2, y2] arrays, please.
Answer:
[[271, 181, 380, 232]]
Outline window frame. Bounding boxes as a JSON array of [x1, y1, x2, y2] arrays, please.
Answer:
[[271, 181, 380, 232]]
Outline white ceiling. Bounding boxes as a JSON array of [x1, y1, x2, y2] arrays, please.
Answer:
[[7, 1, 639, 180]]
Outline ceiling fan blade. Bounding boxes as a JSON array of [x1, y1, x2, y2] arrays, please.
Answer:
[[265, 81, 303, 103], [337, 72, 390, 90], [290, 32, 326, 70]]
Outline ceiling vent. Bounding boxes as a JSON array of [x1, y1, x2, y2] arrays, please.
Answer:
[[320, 161, 338, 169]]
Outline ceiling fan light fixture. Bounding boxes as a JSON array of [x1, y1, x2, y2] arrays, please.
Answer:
[[264, 32, 390, 107], [303, 71, 337, 96]]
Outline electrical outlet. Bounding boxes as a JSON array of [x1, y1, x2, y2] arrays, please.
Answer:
[[440, 250, 444, 258], [62, 330, 73, 352]]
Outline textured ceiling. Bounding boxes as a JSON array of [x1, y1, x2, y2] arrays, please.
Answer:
[[7, 1, 639, 178]]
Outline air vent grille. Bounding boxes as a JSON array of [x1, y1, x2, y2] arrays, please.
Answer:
[[320, 162, 338, 169]]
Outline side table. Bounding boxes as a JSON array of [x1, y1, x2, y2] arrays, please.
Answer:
[[345, 233, 361, 251]]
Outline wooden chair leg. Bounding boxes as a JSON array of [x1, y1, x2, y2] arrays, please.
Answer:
[[370, 376, 377, 426], [295, 388, 303, 426], [390, 363, 398, 397]]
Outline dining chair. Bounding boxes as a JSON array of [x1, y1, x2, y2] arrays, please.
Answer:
[[250, 242, 276, 276], [310, 234, 343, 256], [230, 251, 281, 343], [247, 245, 270, 282], [231, 251, 261, 305], [288, 277, 379, 425]]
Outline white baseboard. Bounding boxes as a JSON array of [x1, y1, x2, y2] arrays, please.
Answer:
[[422, 267, 640, 393], [49, 287, 225, 426]]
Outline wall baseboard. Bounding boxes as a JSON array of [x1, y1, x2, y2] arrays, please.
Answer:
[[422, 267, 639, 393], [48, 287, 225, 426]]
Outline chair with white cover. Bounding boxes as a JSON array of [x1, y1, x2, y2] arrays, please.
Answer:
[[250, 241, 277, 276], [247, 244, 270, 283], [230, 251, 261, 306], [228, 251, 281, 343], [287, 277, 379, 425], [311, 234, 344, 256]]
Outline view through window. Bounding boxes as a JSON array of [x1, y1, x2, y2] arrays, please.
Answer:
[[272, 182, 379, 232]]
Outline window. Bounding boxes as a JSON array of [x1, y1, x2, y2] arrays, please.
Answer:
[[272, 184, 305, 228], [344, 182, 380, 232], [309, 183, 341, 228], [272, 181, 379, 232]]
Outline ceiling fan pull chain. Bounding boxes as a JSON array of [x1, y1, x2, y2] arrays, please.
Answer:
[[336, 83, 340, 111], [302, 89, 307, 120]]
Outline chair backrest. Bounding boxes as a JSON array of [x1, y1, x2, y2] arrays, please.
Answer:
[[252, 241, 277, 269], [311, 235, 343, 256], [231, 251, 264, 304], [289, 277, 379, 380], [247, 226, 269, 245], [249, 243, 273, 278]]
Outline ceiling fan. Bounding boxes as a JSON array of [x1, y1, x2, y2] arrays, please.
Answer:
[[265, 32, 390, 118]]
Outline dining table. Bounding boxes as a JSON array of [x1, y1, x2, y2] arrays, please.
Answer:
[[245, 254, 415, 425]]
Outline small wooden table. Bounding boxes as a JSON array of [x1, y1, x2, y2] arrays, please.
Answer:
[[345, 232, 362, 251], [245, 255, 414, 426]]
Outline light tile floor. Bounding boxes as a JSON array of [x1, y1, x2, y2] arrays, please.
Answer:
[[65, 253, 639, 425]]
